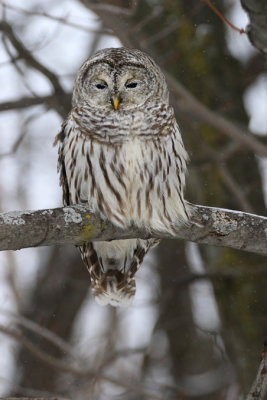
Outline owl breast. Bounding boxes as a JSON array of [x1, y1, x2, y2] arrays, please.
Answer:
[[63, 104, 189, 233]]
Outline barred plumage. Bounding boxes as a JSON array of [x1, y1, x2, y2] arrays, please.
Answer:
[[55, 47, 189, 307]]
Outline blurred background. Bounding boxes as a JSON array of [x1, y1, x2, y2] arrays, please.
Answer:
[[0, 0, 266, 399]]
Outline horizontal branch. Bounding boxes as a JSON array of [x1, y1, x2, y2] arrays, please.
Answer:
[[0, 204, 266, 256], [0, 398, 66, 400], [0, 21, 70, 117], [0, 93, 71, 113]]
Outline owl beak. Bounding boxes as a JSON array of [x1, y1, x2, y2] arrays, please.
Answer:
[[111, 95, 120, 111]]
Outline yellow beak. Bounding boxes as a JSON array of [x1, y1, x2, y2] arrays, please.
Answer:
[[112, 95, 120, 111]]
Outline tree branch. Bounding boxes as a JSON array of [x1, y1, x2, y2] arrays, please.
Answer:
[[0, 93, 71, 113], [0, 204, 266, 256], [165, 72, 267, 158], [0, 20, 70, 117], [1, 398, 67, 400]]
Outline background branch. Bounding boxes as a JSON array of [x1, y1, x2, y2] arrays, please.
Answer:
[[0, 20, 69, 117]]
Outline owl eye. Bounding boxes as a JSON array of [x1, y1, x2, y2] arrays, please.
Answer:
[[125, 81, 138, 89], [95, 82, 107, 90]]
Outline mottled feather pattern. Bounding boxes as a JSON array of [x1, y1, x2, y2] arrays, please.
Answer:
[[55, 47, 189, 307]]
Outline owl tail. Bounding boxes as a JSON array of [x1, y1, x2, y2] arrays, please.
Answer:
[[91, 270, 136, 307]]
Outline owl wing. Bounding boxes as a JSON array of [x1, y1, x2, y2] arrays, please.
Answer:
[[54, 122, 71, 206], [55, 123, 109, 301]]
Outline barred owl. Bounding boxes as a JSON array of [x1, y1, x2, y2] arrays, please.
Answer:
[[55, 47, 189, 307]]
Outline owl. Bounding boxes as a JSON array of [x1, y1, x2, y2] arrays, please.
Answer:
[[54, 47, 189, 307]]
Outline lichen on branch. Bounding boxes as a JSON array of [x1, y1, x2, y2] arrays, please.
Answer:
[[0, 204, 266, 256]]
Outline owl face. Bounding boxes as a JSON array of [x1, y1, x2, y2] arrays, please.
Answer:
[[73, 48, 169, 111], [81, 63, 153, 111]]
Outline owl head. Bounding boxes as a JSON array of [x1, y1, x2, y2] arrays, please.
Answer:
[[72, 47, 169, 111]]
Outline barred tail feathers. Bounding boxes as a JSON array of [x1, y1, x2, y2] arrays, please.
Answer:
[[79, 239, 154, 307]]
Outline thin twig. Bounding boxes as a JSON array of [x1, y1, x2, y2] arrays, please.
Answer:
[[193, 127, 255, 213], [0, 309, 79, 361], [0, 113, 41, 158], [0, 325, 173, 400], [0, 93, 71, 113], [84, 0, 139, 16], [0, 324, 85, 376], [202, 0, 245, 34], [1, 398, 67, 400], [0, 20, 69, 116], [166, 72, 267, 157], [130, 6, 163, 33], [1, 398, 65, 400], [1, 32, 37, 98], [0, 21, 64, 95], [218, 163, 254, 213], [142, 20, 179, 47], [0, 375, 68, 398], [0, 1, 113, 35]]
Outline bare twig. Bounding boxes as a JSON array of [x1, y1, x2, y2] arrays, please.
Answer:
[[0, 93, 71, 113], [166, 72, 267, 157], [0, 309, 79, 361], [218, 163, 254, 213], [195, 133, 254, 213], [142, 20, 179, 47], [0, 21, 64, 95], [1, 32, 37, 98], [246, 341, 267, 399], [130, 6, 163, 34], [1, 398, 67, 400], [202, 0, 245, 34], [0, 1, 113, 35], [0, 398, 67, 400], [0, 20, 69, 116], [0, 324, 85, 375], [0, 324, 173, 400], [83, 0, 139, 16], [0, 204, 266, 256], [0, 383, 68, 399], [0, 113, 41, 158]]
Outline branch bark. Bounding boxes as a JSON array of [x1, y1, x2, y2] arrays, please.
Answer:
[[0, 204, 266, 256], [0, 94, 71, 113]]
